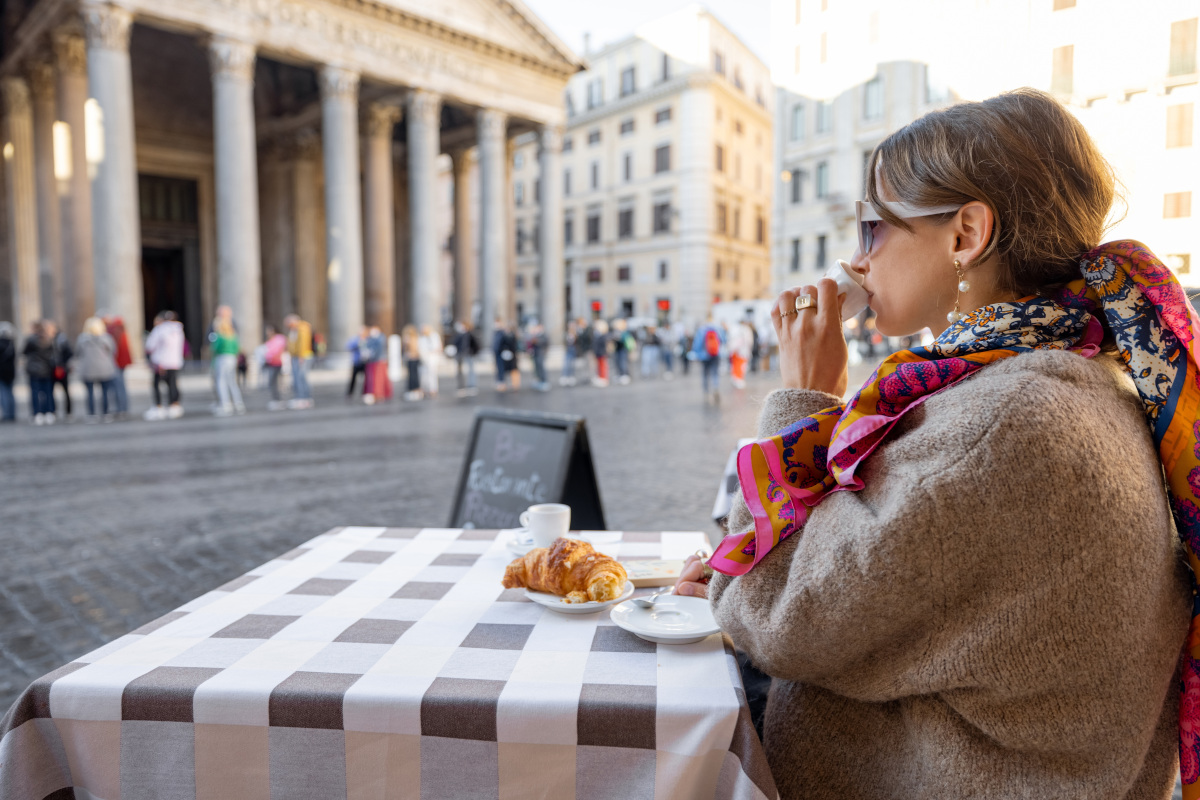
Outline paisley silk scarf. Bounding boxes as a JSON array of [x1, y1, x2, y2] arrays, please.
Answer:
[[709, 241, 1200, 791]]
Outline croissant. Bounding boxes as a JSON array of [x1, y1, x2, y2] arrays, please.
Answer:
[[502, 537, 627, 603]]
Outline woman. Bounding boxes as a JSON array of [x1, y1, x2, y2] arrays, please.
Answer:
[[261, 324, 288, 410], [0, 322, 15, 421], [209, 309, 244, 416], [144, 311, 186, 420], [678, 89, 1193, 799], [401, 324, 422, 401], [75, 317, 118, 421], [418, 324, 442, 399], [22, 321, 56, 424], [591, 319, 609, 387]]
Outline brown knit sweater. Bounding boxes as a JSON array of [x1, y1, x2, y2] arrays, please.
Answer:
[[710, 349, 1192, 800]]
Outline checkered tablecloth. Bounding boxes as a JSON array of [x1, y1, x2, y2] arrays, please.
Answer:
[[0, 527, 776, 800]]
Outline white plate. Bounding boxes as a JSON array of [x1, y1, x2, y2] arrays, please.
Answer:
[[610, 595, 721, 644], [524, 581, 635, 615], [502, 529, 537, 556]]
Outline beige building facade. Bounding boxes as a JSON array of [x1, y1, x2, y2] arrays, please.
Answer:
[[0, 0, 581, 358], [511, 7, 773, 329]]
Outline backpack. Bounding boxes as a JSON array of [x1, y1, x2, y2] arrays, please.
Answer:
[[704, 329, 720, 357]]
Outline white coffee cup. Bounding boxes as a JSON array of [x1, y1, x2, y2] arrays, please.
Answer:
[[519, 503, 571, 547], [827, 260, 870, 320]]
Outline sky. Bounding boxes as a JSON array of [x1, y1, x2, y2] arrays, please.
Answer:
[[520, 0, 771, 65]]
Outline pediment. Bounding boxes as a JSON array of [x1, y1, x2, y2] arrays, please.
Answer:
[[374, 0, 579, 70]]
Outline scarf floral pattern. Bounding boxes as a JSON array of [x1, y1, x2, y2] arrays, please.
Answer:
[[709, 241, 1200, 793]]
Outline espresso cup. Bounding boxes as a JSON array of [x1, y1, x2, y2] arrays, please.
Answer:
[[519, 503, 571, 548]]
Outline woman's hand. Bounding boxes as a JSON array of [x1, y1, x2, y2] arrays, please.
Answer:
[[773, 278, 849, 396], [673, 554, 709, 599]]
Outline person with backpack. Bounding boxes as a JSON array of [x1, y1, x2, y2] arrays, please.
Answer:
[[591, 319, 610, 387], [22, 321, 56, 424], [144, 311, 186, 420], [75, 317, 118, 422], [45, 321, 73, 419], [526, 321, 549, 391], [690, 314, 726, 402], [452, 320, 480, 395], [261, 324, 288, 410], [104, 314, 132, 417]]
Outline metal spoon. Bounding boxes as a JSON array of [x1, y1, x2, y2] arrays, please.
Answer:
[[632, 590, 669, 609]]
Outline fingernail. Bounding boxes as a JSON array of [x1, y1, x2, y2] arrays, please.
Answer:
[[678, 584, 692, 596]]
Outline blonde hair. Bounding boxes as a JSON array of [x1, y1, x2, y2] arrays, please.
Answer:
[[83, 317, 106, 336], [867, 88, 1119, 296]]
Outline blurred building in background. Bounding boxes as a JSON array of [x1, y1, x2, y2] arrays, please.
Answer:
[[0, 0, 581, 356], [511, 6, 773, 328], [770, 0, 1198, 291]]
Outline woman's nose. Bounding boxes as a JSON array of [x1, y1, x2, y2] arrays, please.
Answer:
[[848, 246, 869, 279]]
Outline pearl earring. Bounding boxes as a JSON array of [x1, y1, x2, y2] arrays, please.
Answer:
[[946, 259, 970, 324]]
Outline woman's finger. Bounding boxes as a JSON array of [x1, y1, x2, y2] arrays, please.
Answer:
[[675, 580, 709, 599], [815, 278, 842, 327]]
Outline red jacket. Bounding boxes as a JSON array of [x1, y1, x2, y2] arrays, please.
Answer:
[[106, 317, 132, 369]]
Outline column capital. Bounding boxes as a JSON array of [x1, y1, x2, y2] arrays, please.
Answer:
[[53, 29, 88, 76], [319, 65, 359, 101], [365, 103, 401, 138], [407, 90, 441, 126], [539, 123, 564, 155], [477, 108, 507, 142], [82, 3, 133, 53], [2, 76, 31, 116], [208, 36, 256, 83], [27, 59, 57, 98]]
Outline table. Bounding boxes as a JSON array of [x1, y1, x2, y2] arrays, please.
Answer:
[[0, 527, 777, 800]]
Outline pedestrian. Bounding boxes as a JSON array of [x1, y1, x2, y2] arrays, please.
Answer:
[[418, 324, 442, 399], [103, 314, 132, 417], [690, 314, 726, 402], [658, 322, 677, 379], [729, 320, 752, 389], [144, 311, 185, 420], [363, 326, 391, 404], [208, 307, 245, 416], [346, 326, 368, 399], [236, 351, 248, 388], [23, 321, 56, 424], [284, 314, 314, 409], [0, 322, 15, 422], [261, 324, 288, 410], [678, 324, 693, 376], [452, 320, 480, 396], [591, 319, 610, 387], [526, 322, 549, 391], [640, 325, 661, 379], [560, 319, 579, 387], [612, 318, 633, 385], [401, 324, 422, 400], [503, 323, 521, 391], [492, 319, 511, 392], [44, 321, 73, 419], [577, 319, 595, 382], [75, 317, 119, 422], [748, 320, 760, 373]]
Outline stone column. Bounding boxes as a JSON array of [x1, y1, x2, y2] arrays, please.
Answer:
[[2, 78, 41, 337], [363, 102, 399, 333], [476, 108, 507, 344], [29, 61, 63, 326], [319, 65, 363, 360], [291, 131, 322, 331], [450, 148, 475, 325], [538, 123, 564, 344], [84, 2, 143, 356], [54, 28, 93, 337], [407, 89, 441, 330], [209, 36, 262, 350]]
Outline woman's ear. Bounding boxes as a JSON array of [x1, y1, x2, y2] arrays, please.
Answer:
[[953, 201, 994, 267]]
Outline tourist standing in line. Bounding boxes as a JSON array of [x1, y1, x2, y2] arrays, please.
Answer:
[[577, 320, 595, 383], [0, 322, 15, 422], [691, 315, 726, 403], [641, 325, 662, 379], [364, 326, 391, 404], [560, 319, 579, 387], [104, 315, 132, 418], [677, 322, 693, 377], [526, 322, 549, 391], [401, 324, 422, 400], [209, 307, 245, 416], [452, 320, 479, 396], [591, 319, 610, 387], [44, 321, 73, 420], [492, 319, 511, 392], [611, 318, 632, 385], [728, 320, 752, 389], [418, 324, 442, 399], [75, 317, 118, 422], [143, 312, 185, 420], [261, 324, 288, 410], [284, 314, 314, 409], [658, 323, 677, 379], [23, 321, 56, 424], [346, 326, 369, 399]]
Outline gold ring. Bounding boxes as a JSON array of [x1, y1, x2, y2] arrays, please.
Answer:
[[779, 308, 797, 318], [795, 294, 816, 312]]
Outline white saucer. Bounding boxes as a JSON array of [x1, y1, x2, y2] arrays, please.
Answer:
[[610, 594, 721, 644], [524, 581, 635, 615], [502, 529, 537, 556]]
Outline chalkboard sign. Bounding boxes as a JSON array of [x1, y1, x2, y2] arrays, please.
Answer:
[[448, 408, 607, 530]]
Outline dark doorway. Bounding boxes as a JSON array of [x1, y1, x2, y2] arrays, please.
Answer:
[[139, 174, 202, 358], [142, 247, 185, 339]]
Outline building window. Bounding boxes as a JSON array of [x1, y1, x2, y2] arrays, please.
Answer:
[[1167, 103, 1195, 148], [816, 100, 833, 134], [623, 153, 632, 182], [816, 234, 827, 268], [715, 144, 725, 172], [1165, 191, 1193, 218], [756, 87, 765, 107], [587, 78, 604, 109], [658, 260, 669, 280], [1051, 45, 1074, 95], [863, 75, 883, 120], [1167, 253, 1192, 275], [564, 168, 572, 196], [661, 53, 670, 82], [655, 106, 672, 124], [755, 208, 764, 244], [655, 144, 671, 173], [617, 264, 632, 282], [618, 207, 634, 239], [815, 161, 830, 198], [790, 238, 801, 272], [531, 222, 540, 253], [620, 117, 635, 135], [534, 179, 541, 204], [734, 154, 742, 181], [790, 169, 803, 203], [733, 67, 744, 91], [791, 103, 805, 141], [587, 268, 602, 284], [564, 216, 574, 245], [514, 151, 524, 169], [653, 201, 671, 233], [620, 66, 637, 97], [1170, 18, 1198, 77], [562, 137, 573, 152], [587, 211, 601, 242], [1053, 0, 1075, 8], [515, 221, 525, 254], [620, 299, 635, 318], [716, 203, 727, 234], [514, 181, 524, 206], [588, 128, 601, 145], [515, 273, 525, 289], [713, 50, 725, 75], [566, 91, 576, 118], [733, 207, 741, 239], [590, 161, 599, 190], [715, 261, 722, 280], [735, 120, 743, 135]]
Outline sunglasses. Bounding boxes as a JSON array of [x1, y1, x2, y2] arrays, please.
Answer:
[[855, 199, 964, 255]]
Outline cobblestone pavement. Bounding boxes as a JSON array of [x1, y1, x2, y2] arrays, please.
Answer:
[[0, 359, 874, 711]]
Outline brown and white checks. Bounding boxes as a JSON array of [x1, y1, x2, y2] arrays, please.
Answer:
[[0, 527, 777, 800]]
